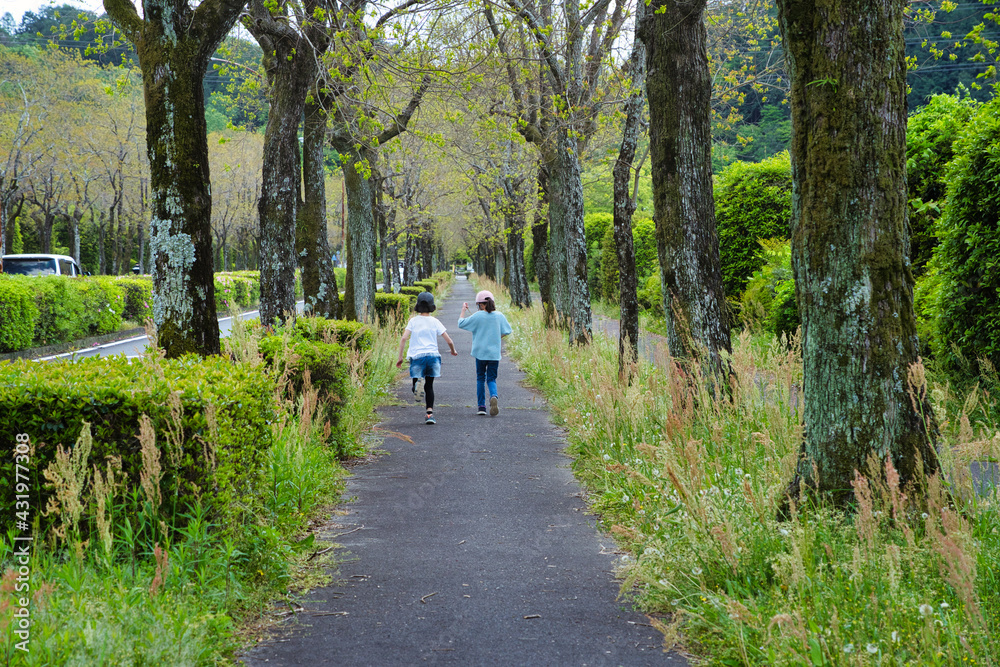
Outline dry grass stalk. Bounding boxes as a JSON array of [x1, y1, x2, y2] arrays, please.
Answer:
[[149, 543, 169, 596], [42, 422, 94, 543], [92, 456, 122, 560], [139, 414, 162, 508]]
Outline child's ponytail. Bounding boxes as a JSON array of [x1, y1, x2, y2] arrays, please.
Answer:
[[483, 297, 496, 313]]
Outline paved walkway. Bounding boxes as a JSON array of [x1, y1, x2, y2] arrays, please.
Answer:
[[242, 277, 686, 666]]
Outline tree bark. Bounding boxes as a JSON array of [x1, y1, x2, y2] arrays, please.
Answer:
[[532, 165, 554, 326], [341, 146, 377, 321], [613, 3, 646, 371], [298, 94, 341, 318], [104, 0, 244, 356], [246, 0, 325, 326], [776, 0, 939, 499], [641, 0, 731, 375]]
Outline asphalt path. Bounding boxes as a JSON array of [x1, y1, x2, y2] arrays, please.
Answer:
[[242, 277, 686, 666]]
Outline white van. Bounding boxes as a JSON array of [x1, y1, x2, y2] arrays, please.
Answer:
[[0, 254, 83, 276]]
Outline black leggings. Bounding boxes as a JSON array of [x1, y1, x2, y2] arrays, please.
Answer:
[[413, 376, 435, 410]]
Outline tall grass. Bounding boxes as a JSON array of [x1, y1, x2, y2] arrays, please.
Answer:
[[0, 313, 400, 665], [492, 278, 999, 666]]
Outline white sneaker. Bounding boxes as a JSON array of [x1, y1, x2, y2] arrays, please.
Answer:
[[412, 378, 424, 401], [489, 396, 499, 416]]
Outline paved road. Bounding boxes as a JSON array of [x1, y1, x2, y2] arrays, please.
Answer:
[[242, 277, 686, 666], [38, 300, 311, 361]]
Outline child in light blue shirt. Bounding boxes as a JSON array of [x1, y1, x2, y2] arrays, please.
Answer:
[[458, 290, 512, 416]]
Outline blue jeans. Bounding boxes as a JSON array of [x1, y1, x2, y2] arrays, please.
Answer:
[[475, 359, 499, 408]]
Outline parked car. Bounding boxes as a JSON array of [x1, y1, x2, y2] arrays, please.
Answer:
[[0, 253, 82, 276]]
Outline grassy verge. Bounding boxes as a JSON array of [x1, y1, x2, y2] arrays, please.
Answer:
[[490, 279, 999, 666], [0, 315, 400, 665]]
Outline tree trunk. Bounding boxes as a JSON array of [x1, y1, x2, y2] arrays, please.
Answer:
[[103, 0, 243, 356], [777, 0, 939, 499], [256, 53, 306, 326], [550, 129, 592, 344], [341, 147, 377, 322], [506, 210, 532, 308], [533, 166, 554, 326], [641, 0, 731, 374], [298, 95, 340, 319], [613, 4, 646, 371], [376, 168, 393, 292]]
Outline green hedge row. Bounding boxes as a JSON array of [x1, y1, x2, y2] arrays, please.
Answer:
[[0, 354, 275, 529], [0, 272, 265, 353]]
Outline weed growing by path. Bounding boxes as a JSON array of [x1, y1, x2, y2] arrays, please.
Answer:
[[493, 279, 999, 666]]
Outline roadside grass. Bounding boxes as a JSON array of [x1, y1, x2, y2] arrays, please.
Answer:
[[490, 278, 999, 666], [0, 313, 400, 665]]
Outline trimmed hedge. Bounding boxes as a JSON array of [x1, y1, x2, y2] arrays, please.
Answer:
[[259, 334, 352, 454], [374, 292, 411, 322], [715, 153, 792, 297], [0, 277, 38, 351], [399, 286, 424, 298], [294, 317, 373, 352], [113, 277, 153, 323], [31, 275, 125, 345], [0, 271, 269, 353], [0, 355, 275, 528], [413, 280, 436, 293]]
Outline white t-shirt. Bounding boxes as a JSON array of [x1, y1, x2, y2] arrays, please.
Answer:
[[406, 315, 447, 358]]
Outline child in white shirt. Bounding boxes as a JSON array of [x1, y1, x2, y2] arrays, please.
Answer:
[[396, 292, 458, 424]]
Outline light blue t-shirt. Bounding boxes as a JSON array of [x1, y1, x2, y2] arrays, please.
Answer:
[[457, 310, 512, 361]]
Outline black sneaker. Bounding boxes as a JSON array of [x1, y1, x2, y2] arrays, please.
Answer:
[[489, 396, 499, 416], [477, 406, 487, 416]]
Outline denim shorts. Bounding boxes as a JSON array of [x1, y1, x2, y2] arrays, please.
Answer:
[[409, 355, 442, 378]]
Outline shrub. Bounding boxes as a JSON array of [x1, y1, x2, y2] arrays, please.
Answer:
[[714, 153, 792, 297], [114, 276, 153, 323], [932, 97, 1000, 372], [413, 280, 436, 293], [0, 276, 38, 351], [598, 217, 660, 304], [259, 334, 351, 449], [294, 317, 373, 352], [80, 277, 125, 335], [374, 292, 411, 323], [740, 238, 796, 338], [769, 279, 800, 343], [637, 273, 664, 316], [907, 92, 979, 276], [399, 286, 424, 297], [31, 276, 93, 345], [0, 354, 275, 529]]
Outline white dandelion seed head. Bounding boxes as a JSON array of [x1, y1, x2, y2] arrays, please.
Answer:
[[919, 604, 933, 616], [843, 644, 854, 654], [692, 567, 703, 576], [940, 602, 950, 609], [867, 643, 878, 654], [891, 631, 899, 642]]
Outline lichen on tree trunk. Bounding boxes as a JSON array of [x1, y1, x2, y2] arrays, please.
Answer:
[[776, 0, 939, 499], [641, 0, 731, 376], [104, 0, 245, 357], [139, 27, 221, 357]]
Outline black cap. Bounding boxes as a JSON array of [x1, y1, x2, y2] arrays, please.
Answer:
[[415, 291, 436, 312]]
